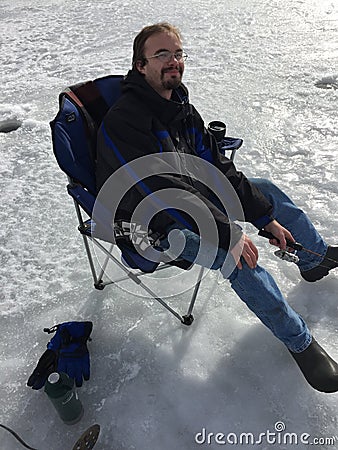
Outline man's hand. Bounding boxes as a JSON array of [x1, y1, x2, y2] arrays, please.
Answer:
[[264, 220, 295, 250], [231, 234, 259, 270]]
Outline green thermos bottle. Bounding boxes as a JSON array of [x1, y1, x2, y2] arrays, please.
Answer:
[[44, 372, 84, 424]]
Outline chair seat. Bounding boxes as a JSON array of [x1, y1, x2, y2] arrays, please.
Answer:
[[79, 218, 193, 272]]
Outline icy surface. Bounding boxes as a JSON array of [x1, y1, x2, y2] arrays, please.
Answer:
[[0, 0, 337, 449]]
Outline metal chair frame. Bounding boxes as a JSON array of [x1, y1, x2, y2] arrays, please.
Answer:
[[51, 74, 240, 326], [70, 177, 204, 326]]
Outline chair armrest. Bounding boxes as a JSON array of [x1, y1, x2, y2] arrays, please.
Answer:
[[67, 184, 115, 239], [67, 184, 95, 216]]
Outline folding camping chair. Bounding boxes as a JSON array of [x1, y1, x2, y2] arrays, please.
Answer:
[[50, 75, 242, 326]]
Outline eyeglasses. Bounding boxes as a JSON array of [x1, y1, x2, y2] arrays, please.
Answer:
[[146, 50, 188, 63]]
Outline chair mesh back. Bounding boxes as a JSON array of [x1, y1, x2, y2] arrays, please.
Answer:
[[94, 75, 124, 113], [52, 96, 97, 194], [50, 75, 123, 196]]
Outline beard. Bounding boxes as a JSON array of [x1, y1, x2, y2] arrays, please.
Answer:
[[161, 66, 183, 90]]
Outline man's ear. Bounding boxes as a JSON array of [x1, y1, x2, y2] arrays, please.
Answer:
[[136, 59, 146, 74]]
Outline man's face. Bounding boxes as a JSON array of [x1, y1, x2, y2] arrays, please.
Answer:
[[137, 31, 184, 99]]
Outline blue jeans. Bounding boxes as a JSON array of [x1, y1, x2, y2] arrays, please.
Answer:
[[160, 178, 328, 352]]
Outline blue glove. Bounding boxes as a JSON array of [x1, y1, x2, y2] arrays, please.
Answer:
[[27, 321, 93, 389], [47, 321, 93, 387]]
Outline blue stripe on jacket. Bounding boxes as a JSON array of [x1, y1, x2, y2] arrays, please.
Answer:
[[188, 127, 213, 163], [101, 123, 192, 229]]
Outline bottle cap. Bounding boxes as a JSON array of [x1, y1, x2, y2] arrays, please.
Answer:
[[48, 372, 60, 384]]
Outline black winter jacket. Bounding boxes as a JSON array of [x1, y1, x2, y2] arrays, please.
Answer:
[[95, 70, 273, 251]]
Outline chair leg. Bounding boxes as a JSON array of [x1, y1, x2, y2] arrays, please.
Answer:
[[95, 243, 115, 289], [72, 199, 104, 289], [73, 200, 204, 325], [135, 279, 186, 323], [181, 266, 205, 325], [90, 237, 200, 325], [80, 233, 102, 287]]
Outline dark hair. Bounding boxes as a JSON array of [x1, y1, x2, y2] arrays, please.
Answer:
[[132, 22, 182, 69]]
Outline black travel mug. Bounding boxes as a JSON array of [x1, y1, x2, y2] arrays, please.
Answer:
[[207, 121, 226, 143]]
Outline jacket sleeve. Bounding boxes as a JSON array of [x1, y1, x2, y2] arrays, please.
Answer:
[[191, 107, 274, 228]]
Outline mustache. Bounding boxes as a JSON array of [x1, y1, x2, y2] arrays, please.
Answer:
[[162, 66, 183, 75]]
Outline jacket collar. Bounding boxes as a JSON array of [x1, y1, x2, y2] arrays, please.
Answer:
[[122, 70, 190, 125]]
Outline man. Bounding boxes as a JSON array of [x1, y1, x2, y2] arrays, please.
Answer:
[[96, 23, 338, 392]]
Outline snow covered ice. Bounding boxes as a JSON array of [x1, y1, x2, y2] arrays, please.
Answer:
[[0, 0, 338, 449]]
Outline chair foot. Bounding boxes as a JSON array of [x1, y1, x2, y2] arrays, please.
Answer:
[[181, 314, 194, 326], [94, 280, 105, 290]]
